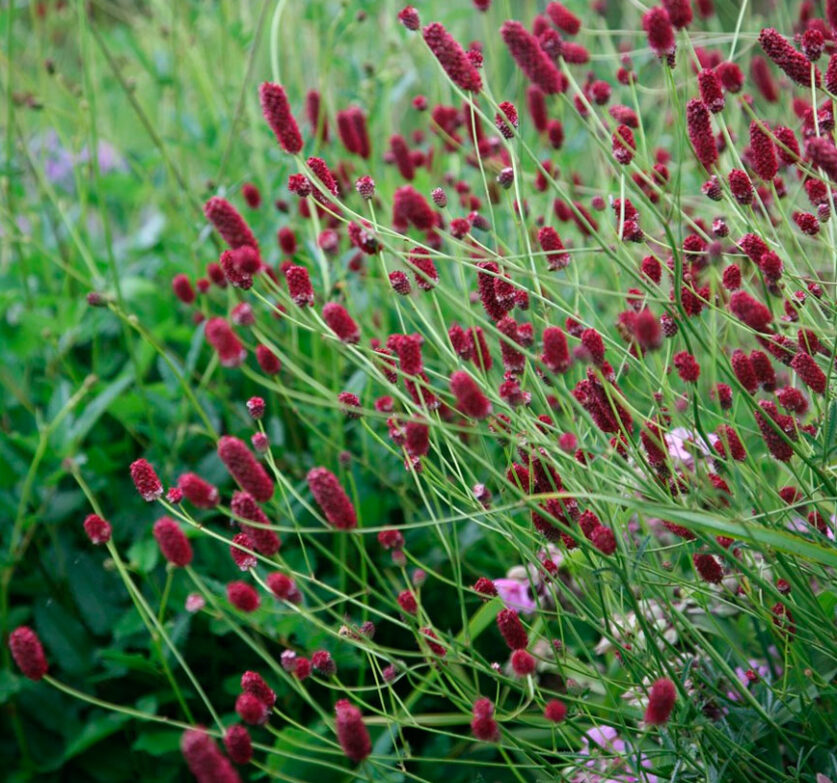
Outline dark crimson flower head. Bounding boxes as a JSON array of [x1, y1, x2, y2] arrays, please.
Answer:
[[9, 626, 48, 681], [501, 20, 565, 94], [334, 699, 372, 763], [236, 691, 269, 725], [511, 648, 536, 676], [181, 728, 242, 783], [758, 28, 820, 87], [450, 370, 492, 419], [227, 581, 260, 612], [224, 725, 252, 766], [241, 670, 276, 709], [547, 2, 580, 35], [423, 22, 482, 92], [497, 608, 528, 650], [644, 678, 676, 725], [153, 517, 193, 567], [205, 318, 246, 368], [471, 698, 500, 741], [397, 6, 419, 31], [686, 99, 717, 170], [643, 7, 676, 62], [83, 513, 112, 545], [312, 650, 337, 676], [697, 68, 724, 113], [230, 491, 281, 555], [662, 0, 692, 29], [256, 345, 282, 375], [130, 458, 163, 502], [218, 436, 274, 502], [749, 120, 778, 181], [172, 274, 195, 304], [322, 302, 360, 344], [545, 699, 567, 722], [259, 82, 303, 154], [693, 552, 723, 583], [204, 197, 259, 252], [230, 533, 257, 571], [307, 467, 357, 529]]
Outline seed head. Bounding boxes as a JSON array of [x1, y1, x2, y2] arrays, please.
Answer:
[[9, 626, 48, 681], [205, 318, 246, 367], [423, 22, 482, 92], [307, 467, 357, 529], [181, 729, 242, 783], [497, 608, 528, 650], [258, 82, 303, 154], [224, 725, 252, 766], [83, 513, 112, 545], [501, 20, 565, 94], [130, 458, 163, 501], [334, 700, 372, 763], [204, 197, 259, 252], [644, 678, 676, 725]]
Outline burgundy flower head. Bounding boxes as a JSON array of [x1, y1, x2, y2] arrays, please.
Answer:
[[259, 82, 303, 154], [9, 626, 48, 681], [153, 517, 193, 567], [645, 678, 676, 725], [501, 20, 565, 94], [181, 729, 242, 783], [83, 513, 112, 545], [307, 467, 357, 529], [334, 699, 372, 763], [204, 197, 259, 252], [130, 458, 163, 502], [423, 22, 482, 92], [218, 436, 274, 502]]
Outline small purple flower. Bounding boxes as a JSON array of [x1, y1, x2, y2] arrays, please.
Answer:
[[493, 578, 538, 615]]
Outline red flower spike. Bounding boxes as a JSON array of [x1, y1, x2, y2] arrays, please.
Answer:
[[497, 608, 528, 650], [227, 581, 260, 612], [130, 458, 163, 502], [307, 467, 357, 530], [673, 351, 700, 382], [643, 7, 676, 62], [449, 371, 491, 418], [591, 525, 617, 555], [807, 137, 837, 182], [176, 473, 220, 510], [474, 577, 498, 597], [236, 692, 269, 725], [686, 99, 716, 170], [312, 650, 336, 676], [181, 729, 242, 783], [322, 302, 360, 344], [471, 698, 500, 742], [83, 513, 112, 545], [218, 437, 274, 502], [791, 351, 827, 394], [408, 247, 439, 290], [9, 626, 48, 681], [393, 185, 436, 231], [224, 725, 252, 766], [547, 2, 580, 35], [511, 649, 536, 676], [728, 169, 754, 205], [716, 61, 743, 93], [397, 590, 418, 615], [729, 291, 772, 332], [397, 6, 419, 30], [693, 552, 723, 583], [541, 326, 571, 373], [644, 678, 676, 725], [230, 533, 257, 571], [205, 318, 246, 368], [423, 22, 482, 92], [241, 671, 276, 709], [501, 20, 565, 94], [153, 517, 192, 567], [172, 274, 195, 304], [749, 121, 778, 181], [527, 85, 548, 132], [755, 400, 797, 462], [544, 699, 567, 722], [335, 700, 372, 763], [612, 124, 635, 165], [266, 572, 301, 603], [758, 28, 820, 87], [256, 345, 282, 375], [204, 197, 259, 252], [697, 69, 724, 113], [259, 82, 303, 154], [306, 156, 338, 197]]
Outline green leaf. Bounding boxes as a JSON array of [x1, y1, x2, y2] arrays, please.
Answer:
[[132, 730, 182, 757], [63, 711, 131, 761]]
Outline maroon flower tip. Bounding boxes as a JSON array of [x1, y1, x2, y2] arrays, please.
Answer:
[[153, 517, 193, 567], [204, 197, 259, 252], [644, 677, 677, 725], [246, 396, 265, 420], [322, 302, 360, 344], [544, 699, 567, 722], [474, 576, 497, 597], [181, 729, 242, 783], [224, 725, 252, 766], [230, 533, 258, 571], [9, 626, 48, 681], [307, 467, 357, 530], [258, 82, 303, 154], [227, 581, 260, 612], [241, 670, 276, 709], [312, 649, 337, 676], [693, 552, 723, 583], [471, 698, 500, 741], [497, 608, 528, 650], [172, 274, 196, 304], [501, 20, 565, 94], [177, 473, 220, 509], [335, 699, 372, 763], [83, 513, 112, 545], [450, 370, 492, 419], [511, 648, 536, 676], [205, 317, 246, 367], [230, 491, 281, 556], [218, 437, 274, 502], [236, 691, 270, 725], [130, 458, 163, 502], [397, 6, 419, 31], [643, 7, 675, 61], [423, 22, 482, 92]]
